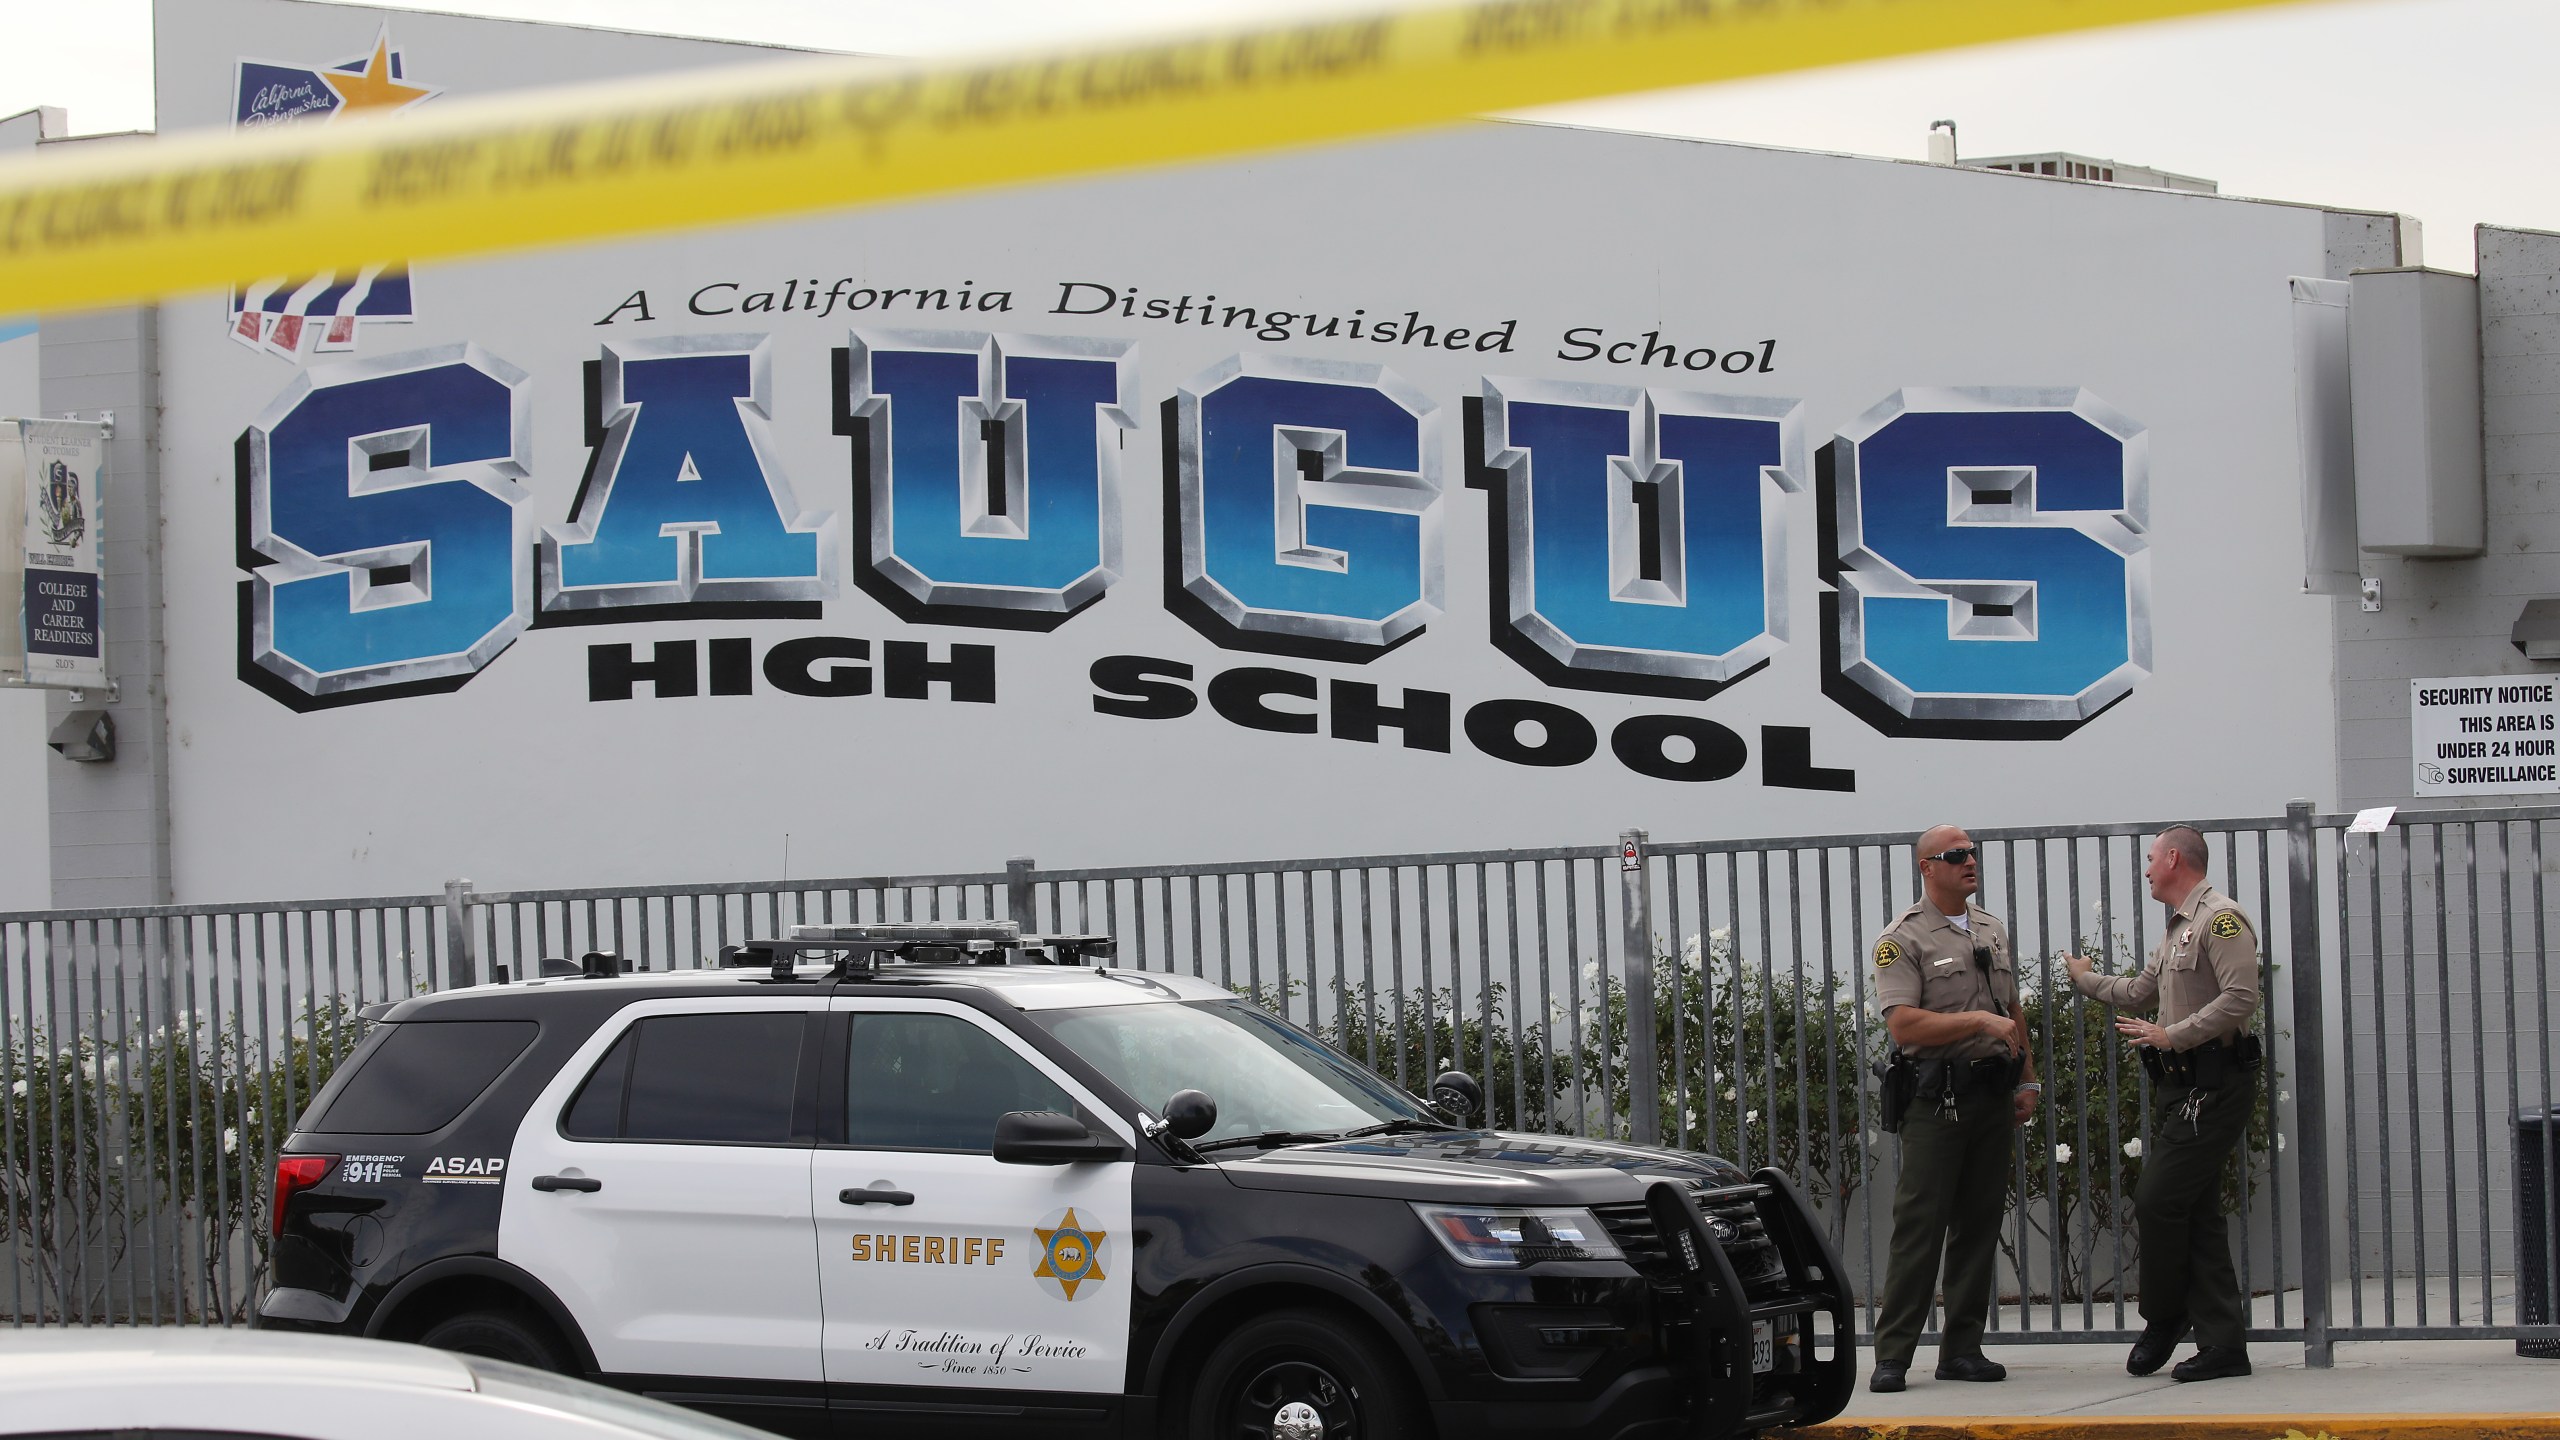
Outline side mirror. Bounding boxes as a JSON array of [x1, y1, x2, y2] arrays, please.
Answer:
[[1161, 1089, 1218, 1140], [1429, 1070, 1484, 1123], [991, 1111, 1127, 1165]]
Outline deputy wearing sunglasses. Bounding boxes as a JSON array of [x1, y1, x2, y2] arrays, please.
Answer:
[[1866, 825, 2038, 1394]]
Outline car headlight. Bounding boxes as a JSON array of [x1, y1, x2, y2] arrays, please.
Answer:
[[1411, 1203, 1625, 1268]]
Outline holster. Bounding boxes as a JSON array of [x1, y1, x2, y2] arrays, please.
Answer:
[[1875, 1051, 1920, 1133]]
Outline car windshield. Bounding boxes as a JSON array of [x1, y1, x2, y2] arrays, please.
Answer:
[[1036, 999, 1428, 1141]]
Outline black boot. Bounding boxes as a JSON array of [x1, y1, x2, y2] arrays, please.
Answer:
[[1934, 1354, 2006, 1382], [2127, 1322, 2189, 1377], [1868, 1361, 1908, 1393], [2171, 1345, 2252, 1382]]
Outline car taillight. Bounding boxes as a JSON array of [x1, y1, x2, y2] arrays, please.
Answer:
[[271, 1153, 338, 1237]]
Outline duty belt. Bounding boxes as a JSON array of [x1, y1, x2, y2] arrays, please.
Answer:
[[2138, 1032, 2263, 1090], [1915, 1053, 2022, 1100]]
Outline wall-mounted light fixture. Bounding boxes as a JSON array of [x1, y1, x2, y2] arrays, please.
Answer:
[[2512, 598, 2560, 661], [47, 709, 115, 763]]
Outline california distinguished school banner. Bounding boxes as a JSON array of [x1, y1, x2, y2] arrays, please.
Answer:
[[138, 0, 2353, 899], [0, 419, 106, 690]]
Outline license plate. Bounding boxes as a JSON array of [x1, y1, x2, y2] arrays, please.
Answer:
[[1751, 1320, 1775, 1374]]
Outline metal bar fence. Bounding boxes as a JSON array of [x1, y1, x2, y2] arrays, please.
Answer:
[[5, 807, 2557, 1357]]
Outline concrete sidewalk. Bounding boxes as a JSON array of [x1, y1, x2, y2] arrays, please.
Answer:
[[1830, 1338, 2557, 1422]]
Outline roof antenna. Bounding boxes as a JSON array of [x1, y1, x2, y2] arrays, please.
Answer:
[[1928, 119, 1959, 166]]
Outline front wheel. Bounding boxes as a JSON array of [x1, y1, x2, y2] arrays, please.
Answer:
[[1185, 1307, 1421, 1440]]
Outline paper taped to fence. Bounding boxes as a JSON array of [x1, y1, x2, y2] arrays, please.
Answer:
[[0, 0, 2318, 315]]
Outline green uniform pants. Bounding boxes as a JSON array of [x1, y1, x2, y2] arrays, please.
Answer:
[[2135, 1068, 2257, 1347], [1873, 1089, 2015, 1365]]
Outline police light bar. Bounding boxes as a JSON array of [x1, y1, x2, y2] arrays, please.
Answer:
[[710, 923, 1121, 979]]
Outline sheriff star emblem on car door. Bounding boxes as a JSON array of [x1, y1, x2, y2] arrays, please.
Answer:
[[1033, 1208, 1108, 1301]]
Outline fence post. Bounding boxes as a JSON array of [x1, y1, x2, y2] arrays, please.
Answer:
[[1006, 857, 1036, 929], [1619, 830, 1660, 1146], [2284, 799, 2335, 1368], [441, 878, 477, 991]]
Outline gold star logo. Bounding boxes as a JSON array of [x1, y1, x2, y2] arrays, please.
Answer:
[[1033, 1208, 1107, 1301], [323, 30, 437, 116]]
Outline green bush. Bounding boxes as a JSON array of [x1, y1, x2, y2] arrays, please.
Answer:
[[1572, 929, 1878, 1243], [2, 996, 363, 1322]]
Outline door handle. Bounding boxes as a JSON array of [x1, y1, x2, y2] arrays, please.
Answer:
[[531, 1175, 603, 1193], [839, 1187, 915, 1206]]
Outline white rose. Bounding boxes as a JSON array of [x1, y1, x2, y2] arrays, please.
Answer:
[[1746, 1110, 1760, 1124], [2279, 1090, 2291, 1103], [1721, 1088, 1736, 1102], [2124, 1138, 2144, 1159], [2055, 1143, 2074, 1165], [222, 1127, 239, 1155]]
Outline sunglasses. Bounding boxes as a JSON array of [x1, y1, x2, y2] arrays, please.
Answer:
[[1922, 846, 1980, 866]]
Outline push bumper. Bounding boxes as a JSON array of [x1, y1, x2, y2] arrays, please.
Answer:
[[1644, 1169, 1857, 1438]]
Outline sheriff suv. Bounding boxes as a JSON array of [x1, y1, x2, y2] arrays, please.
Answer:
[[257, 923, 1855, 1440]]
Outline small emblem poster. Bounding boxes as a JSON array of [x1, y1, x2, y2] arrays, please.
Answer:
[[2, 419, 107, 689]]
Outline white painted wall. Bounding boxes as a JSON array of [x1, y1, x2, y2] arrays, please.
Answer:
[[0, 324, 48, 913], [1, 106, 53, 912]]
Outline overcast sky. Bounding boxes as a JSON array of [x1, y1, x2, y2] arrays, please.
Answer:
[[0, 0, 2546, 269]]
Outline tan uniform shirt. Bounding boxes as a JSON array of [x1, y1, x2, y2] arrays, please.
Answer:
[[1871, 899, 2018, 1062], [2073, 879, 2261, 1049]]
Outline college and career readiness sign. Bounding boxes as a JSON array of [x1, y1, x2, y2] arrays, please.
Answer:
[[145, 0, 2347, 900], [1, 419, 105, 691], [2411, 677, 2560, 797]]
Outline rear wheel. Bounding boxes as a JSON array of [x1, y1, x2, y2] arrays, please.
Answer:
[[1185, 1307, 1421, 1440], [417, 1307, 571, 1372]]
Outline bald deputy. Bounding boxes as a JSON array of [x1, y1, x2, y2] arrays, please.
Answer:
[[2066, 824, 2263, 1384], [1866, 824, 2039, 1394]]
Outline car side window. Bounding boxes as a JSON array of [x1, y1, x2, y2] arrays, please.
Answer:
[[562, 1025, 636, 1139], [562, 1012, 807, 1145], [310, 1020, 537, 1134], [842, 1012, 1076, 1153]]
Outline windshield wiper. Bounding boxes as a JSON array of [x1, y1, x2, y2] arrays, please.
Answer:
[[1191, 1129, 1343, 1153], [1337, 1117, 1457, 1139]]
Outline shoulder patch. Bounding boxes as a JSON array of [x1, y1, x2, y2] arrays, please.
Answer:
[[1875, 939, 1902, 968], [2211, 911, 2246, 939]]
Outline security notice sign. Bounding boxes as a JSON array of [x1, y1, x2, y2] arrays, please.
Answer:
[[2411, 676, 2560, 796], [1, 418, 107, 691]]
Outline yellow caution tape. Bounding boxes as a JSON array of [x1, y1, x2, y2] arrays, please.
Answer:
[[0, 0, 2320, 315]]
